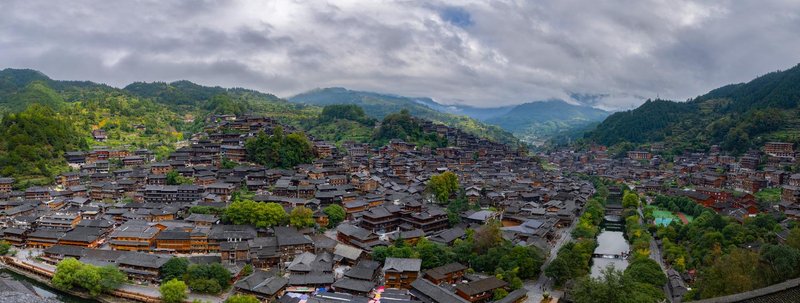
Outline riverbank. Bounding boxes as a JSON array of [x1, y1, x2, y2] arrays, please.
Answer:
[[3, 255, 228, 303], [1, 264, 116, 303], [2, 268, 96, 303], [1, 256, 154, 303]]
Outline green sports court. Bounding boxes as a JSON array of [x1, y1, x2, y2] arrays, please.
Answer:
[[650, 207, 693, 226]]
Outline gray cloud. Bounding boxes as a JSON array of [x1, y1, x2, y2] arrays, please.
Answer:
[[1, 0, 799, 110]]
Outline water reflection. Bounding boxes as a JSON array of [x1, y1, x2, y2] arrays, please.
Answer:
[[590, 218, 630, 278]]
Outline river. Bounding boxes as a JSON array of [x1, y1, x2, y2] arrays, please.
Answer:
[[590, 216, 630, 278], [1, 269, 97, 303]]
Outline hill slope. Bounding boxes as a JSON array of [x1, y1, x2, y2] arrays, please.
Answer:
[[485, 100, 610, 145], [289, 87, 520, 145], [586, 63, 800, 154]]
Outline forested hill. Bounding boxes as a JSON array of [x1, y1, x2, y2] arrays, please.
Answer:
[[0, 68, 323, 187], [586, 63, 800, 155], [288, 87, 520, 145], [485, 100, 610, 145]]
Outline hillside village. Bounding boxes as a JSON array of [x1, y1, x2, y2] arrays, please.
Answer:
[[0, 114, 594, 303]]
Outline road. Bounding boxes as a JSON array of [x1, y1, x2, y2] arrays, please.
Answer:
[[524, 214, 579, 302], [639, 198, 676, 303]]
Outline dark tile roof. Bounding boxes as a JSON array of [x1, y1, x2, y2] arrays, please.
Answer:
[[410, 278, 469, 303], [60, 227, 103, 242], [287, 272, 334, 286], [455, 277, 507, 296], [116, 252, 170, 269], [424, 262, 467, 280], [234, 270, 288, 296], [332, 278, 375, 293], [384, 258, 421, 272], [344, 260, 381, 281]]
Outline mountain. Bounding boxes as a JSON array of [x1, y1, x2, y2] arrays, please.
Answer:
[[289, 87, 520, 145], [416, 98, 610, 145], [485, 100, 610, 145], [413, 98, 514, 121], [586, 63, 800, 155]]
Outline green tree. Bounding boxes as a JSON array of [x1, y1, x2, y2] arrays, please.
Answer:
[[224, 294, 261, 303], [473, 220, 503, 254], [52, 259, 125, 297], [428, 171, 459, 203], [318, 104, 374, 125], [493, 288, 509, 301], [415, 238, 452, 269], [371, 109, 448, 148], [0, 241, 11, 255], [220, 157, 238, 169], [697, 248, 759, 299], [787, 227, 800, 251], [622, 191, 640, 208], [240, 264, 254, 277], [188, 205, 225, 216], [74, 264, 103, 296], [289, 206, 315, 228], [545, 239, 597, 285], [97, 265, 127, 294], [571, 267, 664, 303], [160, 279, 188, 303], [500, 245, 545, 279], [245, 127, 314, 169], [161, 257, 189, 282], [757, 244, 800, 285], [185, 263, 232, 294], [224, 200, 287, 228], [166, 170, 194, 185], [52, 258, 83, 291], [323, 204, 346, 228], [187, 278, 221, 294], [624, 258, 667, 287]]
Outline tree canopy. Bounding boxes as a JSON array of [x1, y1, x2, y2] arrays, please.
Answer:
[[161, 257, 189, 282], [245, 127, 314, 169], [570, 267, 665, 303], [160, 279, 187, 303], [224, 200, 287, 228], [185, 263, 232, 294], [323, 204, 346, 228], [52, 258, 126, 297], [428, 171, 459, 204], [289, 205, 315, 228], [372, 110, 448, 148], [224, 294, 261, 303]]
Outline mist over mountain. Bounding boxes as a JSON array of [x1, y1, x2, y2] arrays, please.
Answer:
[[291, 87, 611, 145]]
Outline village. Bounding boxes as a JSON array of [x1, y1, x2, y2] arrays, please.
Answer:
[[548, 142, 800, 221], [546, 141, 800, 302], [0, 114, 596, 303]]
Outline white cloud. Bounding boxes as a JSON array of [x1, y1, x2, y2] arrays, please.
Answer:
[[1, 0, 799, 110]]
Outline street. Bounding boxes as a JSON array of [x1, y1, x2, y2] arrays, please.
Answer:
[[524, 214, 578, 302], [639, 198, 675, 303]]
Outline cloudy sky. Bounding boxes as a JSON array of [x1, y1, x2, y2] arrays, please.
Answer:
[[2, 0, 799, 110]]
